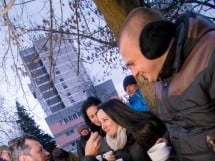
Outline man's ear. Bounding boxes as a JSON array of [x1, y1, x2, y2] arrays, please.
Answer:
[[139, 20, 175, 60]]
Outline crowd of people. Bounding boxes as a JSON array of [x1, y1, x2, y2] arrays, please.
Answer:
[[1, 6, 214, 161], [77, 6, 215, 161]]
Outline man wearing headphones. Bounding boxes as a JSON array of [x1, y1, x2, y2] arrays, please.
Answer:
[[119, 7, 215, 161]]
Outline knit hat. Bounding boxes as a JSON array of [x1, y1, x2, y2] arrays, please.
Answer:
[[0, 145, 9, 154], [77, 124, 88, 134], [123, 75, 137, 91]]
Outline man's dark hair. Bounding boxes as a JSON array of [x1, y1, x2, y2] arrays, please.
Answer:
[[0, 145, 9, 155], [8, 135, 39, 161], [123, 75, 137, 91]]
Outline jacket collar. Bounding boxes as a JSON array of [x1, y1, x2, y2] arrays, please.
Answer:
[[158, 12, 215, 81]]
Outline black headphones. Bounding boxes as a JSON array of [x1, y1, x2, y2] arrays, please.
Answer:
[[139, 20, 176, 59]]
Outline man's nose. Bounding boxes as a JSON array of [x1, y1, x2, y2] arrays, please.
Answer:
[[131, 69, 138, 78]]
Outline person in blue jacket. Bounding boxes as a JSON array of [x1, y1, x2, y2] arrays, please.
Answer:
[[123, 75, 149, 112]]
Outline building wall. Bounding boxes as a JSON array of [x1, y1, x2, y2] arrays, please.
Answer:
[[45, 79, 119, 151], [45, 101, 84, 151], [19, 35, 119, 152]]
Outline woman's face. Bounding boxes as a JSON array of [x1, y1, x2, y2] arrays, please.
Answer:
[[97, 109, 119, 137], [86, 105, 101, 126]]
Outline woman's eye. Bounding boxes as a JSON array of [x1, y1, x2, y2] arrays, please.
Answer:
[[103, 119, 108, 122], [90, 115, 95, 119]]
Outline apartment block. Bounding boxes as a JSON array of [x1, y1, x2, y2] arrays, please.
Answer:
[[19, 35, 118, 152]]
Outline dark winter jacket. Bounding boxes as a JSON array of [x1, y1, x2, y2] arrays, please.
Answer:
[[156, 12, 215, 161], [125, 134, 150, 161], [0, 158, 6, 161], [128, 89, 149, 112], [81, 134, 148, 161], [77, 134, 90, 160], [80, 138, 111, 161]]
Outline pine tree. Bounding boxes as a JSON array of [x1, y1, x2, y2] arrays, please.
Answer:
[[15, 101, 56, 152]]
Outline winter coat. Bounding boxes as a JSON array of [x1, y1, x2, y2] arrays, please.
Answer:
[[156, 12, 215, 161], [80, 137, 111, 161], [77, 134, 90, 160], [67, 152, 79, 161], [128, 89, 149, 112], [81, 134, 148, 161], [0, 158, 6, 161], [125, 134, 150, 161]]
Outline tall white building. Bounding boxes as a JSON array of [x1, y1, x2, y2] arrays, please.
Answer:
[[20, 35, 118, 151]]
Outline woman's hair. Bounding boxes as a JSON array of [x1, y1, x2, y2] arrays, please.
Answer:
[[81, 96, 105, 135], [98, 99, 167, 149]]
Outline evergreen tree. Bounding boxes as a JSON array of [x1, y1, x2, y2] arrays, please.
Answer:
[[15, 101, 56, 152]]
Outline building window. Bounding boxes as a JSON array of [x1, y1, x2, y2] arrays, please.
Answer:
[[65, 132, 70, 136], [65, 129, 74, 136], [59, 120, 64, 125], [70, 98, 74, 103], [68, 115, 73, 121], [73, 114, 77, 119], [63, 85, 68, 89], [63, 118, 69, 123], [77, 112, 82, 117], [62, 82, 67, 89], [56, 70, 60, 74]]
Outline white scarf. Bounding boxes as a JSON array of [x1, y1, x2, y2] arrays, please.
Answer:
[[106, 126, 127, 151]]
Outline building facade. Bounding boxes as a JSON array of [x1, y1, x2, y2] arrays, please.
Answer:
[[20, 35, 118, 151]]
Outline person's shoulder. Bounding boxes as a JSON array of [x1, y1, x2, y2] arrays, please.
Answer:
[[67, 152, 79, 161]]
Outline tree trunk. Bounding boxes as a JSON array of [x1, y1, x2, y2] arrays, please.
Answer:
[[93, 0, 157, 111], [93, 0, 138, 39]]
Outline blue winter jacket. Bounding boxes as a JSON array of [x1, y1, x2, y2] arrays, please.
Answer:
[[128, 89, 149, 112]]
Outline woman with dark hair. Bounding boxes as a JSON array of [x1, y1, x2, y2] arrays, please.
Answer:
[[80, 97, 109, 161], [96, 99, 168, 161], [81, 96, 105, 136], [81, 97, 132, 161]]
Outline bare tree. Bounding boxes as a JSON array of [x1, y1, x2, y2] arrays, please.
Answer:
[[93, 0, 215, 110], [0, 0, 214, 111], [0, 96, 22, 144]]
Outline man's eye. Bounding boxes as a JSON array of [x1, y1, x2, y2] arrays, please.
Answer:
[[126, 62, 133, 68], [126, 64, 131, 69]]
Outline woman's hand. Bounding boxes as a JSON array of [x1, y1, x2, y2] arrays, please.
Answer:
[[154, 138, 168, 145], [103, 151, 116, 161], [85, 132, 101, 156]]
